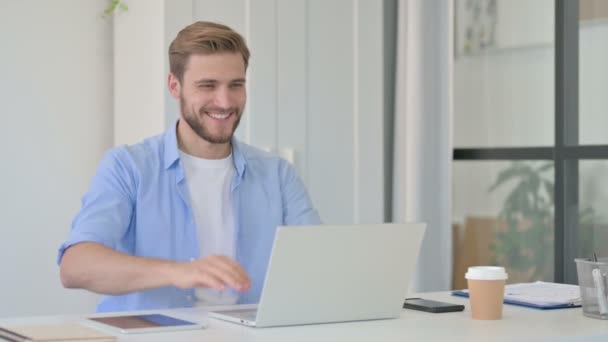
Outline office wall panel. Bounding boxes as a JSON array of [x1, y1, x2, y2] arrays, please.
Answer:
[[356, 0, 385, 223], [114, 0, 166, 146], [276, 1, 308, 180], [307, 0, 355, 223], [247, 0, 279, 149]]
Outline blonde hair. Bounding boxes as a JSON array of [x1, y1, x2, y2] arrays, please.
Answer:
[[169, 21, 250, 82]]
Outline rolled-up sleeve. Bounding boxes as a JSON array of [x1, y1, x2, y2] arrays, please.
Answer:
[[279, 160, 322, 225], [57, 147, 136, 264]]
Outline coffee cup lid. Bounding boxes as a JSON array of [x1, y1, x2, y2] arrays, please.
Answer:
[[465, 266, 508, 280]]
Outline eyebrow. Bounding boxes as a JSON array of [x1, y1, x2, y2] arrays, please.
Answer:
[[194, 78, 246, 85]]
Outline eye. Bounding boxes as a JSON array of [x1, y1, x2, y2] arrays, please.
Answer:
[[198, 84, 215, 89], [230, 83, 245, 89]]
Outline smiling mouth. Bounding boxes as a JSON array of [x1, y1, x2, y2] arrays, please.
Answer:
[[205, 111, 233, 120]]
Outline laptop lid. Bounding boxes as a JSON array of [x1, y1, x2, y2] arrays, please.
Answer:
[[248, 223, 426, 327]]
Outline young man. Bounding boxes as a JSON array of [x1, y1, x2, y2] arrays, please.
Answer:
[[58, 21, 321, 312]]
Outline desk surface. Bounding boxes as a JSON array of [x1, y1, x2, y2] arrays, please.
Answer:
[[1, 292, 608, 342]]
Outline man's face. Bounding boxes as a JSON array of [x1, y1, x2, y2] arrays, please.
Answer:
[[171, 53, 246, 144]]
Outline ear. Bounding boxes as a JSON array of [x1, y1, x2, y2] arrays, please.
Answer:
[[168, 73, 181, 99]]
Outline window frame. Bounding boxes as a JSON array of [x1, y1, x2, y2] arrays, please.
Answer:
[[452, 0, 608, 284]]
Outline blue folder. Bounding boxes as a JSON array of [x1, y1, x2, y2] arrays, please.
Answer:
[[451, 290, 581, 310]]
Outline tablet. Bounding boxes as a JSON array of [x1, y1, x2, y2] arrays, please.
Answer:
[[83, 314, 204, 334]]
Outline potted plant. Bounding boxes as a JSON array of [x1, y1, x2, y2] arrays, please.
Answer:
[[488, 162, 554, 280], [488, 161, 599, 281]]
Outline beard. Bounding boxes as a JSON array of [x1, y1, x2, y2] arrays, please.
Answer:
[[180, 95, 241, 144]]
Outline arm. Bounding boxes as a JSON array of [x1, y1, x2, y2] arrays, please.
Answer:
[[60, 242, 176, 294], [58, 149, 250, 295], [60, 242, 250, 295], [279, 160, 322, 225]]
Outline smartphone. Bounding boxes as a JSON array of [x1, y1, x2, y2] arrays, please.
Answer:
[[403, 298, 465, 313]]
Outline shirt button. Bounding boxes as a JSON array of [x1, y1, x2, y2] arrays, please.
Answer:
[[187, 295, 193, 301]]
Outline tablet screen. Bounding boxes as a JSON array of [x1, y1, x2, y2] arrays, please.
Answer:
[[88, 314, 199, 330]]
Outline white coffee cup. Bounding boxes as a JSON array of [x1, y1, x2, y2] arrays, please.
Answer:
[[465, 266, 508, 320]]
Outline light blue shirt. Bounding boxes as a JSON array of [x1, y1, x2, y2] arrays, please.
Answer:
[[57, 121, 321, 312]]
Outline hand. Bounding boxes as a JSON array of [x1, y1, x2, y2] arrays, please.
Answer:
[[170, 255, 251, 291]]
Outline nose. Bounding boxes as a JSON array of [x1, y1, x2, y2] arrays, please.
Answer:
[[213, 86, 231, 109]]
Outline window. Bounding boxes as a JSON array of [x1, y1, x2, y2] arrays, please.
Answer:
[[453, 0, 608, 285]]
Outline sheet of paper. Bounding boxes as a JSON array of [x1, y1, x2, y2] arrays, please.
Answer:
[[503, 281, 581, 306]]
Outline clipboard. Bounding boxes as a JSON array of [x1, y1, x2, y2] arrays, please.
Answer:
[[451, 290, 580, 310], [452, 281, 582, 310]]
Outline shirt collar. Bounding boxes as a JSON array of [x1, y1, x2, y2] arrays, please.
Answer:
[[230, 137, 246, 178], [163, 120, 180, 170], [163, 120, 246, 178]]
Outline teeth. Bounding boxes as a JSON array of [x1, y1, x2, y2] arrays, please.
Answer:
[[208, 112, 230, 120]]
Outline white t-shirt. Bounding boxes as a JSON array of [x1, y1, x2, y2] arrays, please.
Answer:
[[179, 150, 238, 306]]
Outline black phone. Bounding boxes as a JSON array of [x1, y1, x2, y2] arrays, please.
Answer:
[[403, 298, 465, 313]]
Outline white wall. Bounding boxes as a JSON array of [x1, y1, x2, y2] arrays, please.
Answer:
[[0, 1, 111, 317], [113, 0, 165, 146]]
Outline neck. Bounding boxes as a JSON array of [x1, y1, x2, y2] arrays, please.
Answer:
[[176, 119, 232, 159]]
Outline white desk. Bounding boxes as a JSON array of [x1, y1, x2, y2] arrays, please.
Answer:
[[2, 292, 608, 342]]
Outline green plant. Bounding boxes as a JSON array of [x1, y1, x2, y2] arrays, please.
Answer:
[[103, 0, 128, 17], [488, 162, 599, 280], [488, 162, 554, 280]]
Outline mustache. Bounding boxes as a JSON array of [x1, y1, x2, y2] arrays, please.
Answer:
[[199, 107, 238, 115]]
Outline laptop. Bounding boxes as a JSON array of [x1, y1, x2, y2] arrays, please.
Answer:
[[208, 223, 426, 327]]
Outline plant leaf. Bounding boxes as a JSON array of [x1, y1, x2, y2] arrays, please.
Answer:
[[537, 162, 553, 173], [488, 162, 529, 192], [543, 180, 554, 205]]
